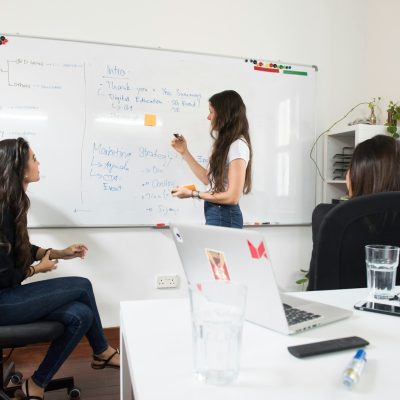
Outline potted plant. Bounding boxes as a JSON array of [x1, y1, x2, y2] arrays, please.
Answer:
[[368, 97, 381, 124], [386, 101, 400, 139], [295, 269, 309, 291]]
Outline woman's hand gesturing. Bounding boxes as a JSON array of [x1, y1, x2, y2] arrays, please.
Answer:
[[61, 244, 88, 260], [37, 249, 58, 273]]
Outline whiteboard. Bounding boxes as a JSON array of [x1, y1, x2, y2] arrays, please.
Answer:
[[0, 35, 317, 227]]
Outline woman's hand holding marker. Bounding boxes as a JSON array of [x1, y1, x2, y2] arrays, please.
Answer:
[[173, 133, 184, 140], [171, 133, 188, 156]]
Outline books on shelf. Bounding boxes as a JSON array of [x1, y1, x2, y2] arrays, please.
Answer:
[[332, 146, 353, 180]]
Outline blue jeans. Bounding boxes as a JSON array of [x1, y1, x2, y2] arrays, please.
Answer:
[[204, 201, 243, 228], [0, 276, 108, 388]]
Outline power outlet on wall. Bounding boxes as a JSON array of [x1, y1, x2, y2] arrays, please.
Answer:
[[156, 274, 179, 289]]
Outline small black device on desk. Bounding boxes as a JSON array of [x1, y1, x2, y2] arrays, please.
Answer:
[[287, 336, 369, 358], [354, 300, 400, 317]]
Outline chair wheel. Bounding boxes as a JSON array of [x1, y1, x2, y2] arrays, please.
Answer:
[[10, 371, 23, 384], [68, 387, 81, 399]]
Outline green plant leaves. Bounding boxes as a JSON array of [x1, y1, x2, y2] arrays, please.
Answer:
[[386, 101, 400, 138]]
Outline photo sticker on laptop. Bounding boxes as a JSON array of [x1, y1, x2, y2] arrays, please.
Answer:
[[205, 248, 230, 281]]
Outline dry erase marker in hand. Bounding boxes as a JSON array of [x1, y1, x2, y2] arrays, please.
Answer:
[[173, 133, 184, 141]]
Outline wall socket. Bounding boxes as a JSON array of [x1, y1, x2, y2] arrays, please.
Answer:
[[156, 274, 179, 289]]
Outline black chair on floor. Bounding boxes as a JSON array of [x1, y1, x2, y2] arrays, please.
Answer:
[[0, 321, 80, 400], [308, 192, 400, 291]]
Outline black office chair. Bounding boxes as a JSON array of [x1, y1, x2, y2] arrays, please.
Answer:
[[0, 321, 80, 399], [308, 192, 400, 291]]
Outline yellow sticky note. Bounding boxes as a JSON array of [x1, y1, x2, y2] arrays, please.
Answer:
[[183, 184, 197, 191], [144, 114, 157, 126]]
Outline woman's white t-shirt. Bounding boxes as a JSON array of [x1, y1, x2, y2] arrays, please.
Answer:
[[223, 138, 250, 190], [227, 139, 250, 165]]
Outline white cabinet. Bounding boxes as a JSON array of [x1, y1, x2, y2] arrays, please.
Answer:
[[323, 124, 387, 203]]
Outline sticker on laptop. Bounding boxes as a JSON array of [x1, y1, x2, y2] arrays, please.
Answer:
[[247, 240, 267, 259], [205, 248, 231, 281], [172, 227, 183, 243]]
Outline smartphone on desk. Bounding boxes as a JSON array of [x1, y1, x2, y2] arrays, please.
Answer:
[[354, 300, 400, 317]]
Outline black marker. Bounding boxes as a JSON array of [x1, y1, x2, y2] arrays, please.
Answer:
[[173, 133, 184, 141]]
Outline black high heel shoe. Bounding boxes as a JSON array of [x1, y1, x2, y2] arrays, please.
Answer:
[[91, 348, 120, 370], [14, 379, 44, 400]]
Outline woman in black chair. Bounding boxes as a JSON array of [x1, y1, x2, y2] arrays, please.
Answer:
[[0, 138, 119, 399], [308, 134, 400, 290]]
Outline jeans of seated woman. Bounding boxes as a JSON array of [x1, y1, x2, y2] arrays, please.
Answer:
[[0, 276, 108, 388], [204, 200, 243, 228]]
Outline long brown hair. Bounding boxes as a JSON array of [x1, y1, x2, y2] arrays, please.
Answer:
[[349, 135, 400, 197], [207, 90, 252, 194], [0, 138, 32, 270]]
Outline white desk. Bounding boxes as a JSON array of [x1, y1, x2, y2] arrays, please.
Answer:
[[120, 289, 399, 399]]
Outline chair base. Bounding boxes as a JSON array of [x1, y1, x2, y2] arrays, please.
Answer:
[[46, 376, 75, 392], [0, 321, 79, 399], [1, 376, 76, 399]]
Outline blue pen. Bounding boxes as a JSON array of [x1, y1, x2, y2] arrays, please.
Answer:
[[342, 349, 367, 389]]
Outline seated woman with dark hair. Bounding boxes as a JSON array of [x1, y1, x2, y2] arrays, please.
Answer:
[[0, 138, 119, 400], [307, 134, 400, 290]]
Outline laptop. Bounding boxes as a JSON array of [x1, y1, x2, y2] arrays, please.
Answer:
[[170, 223, 352, 335]]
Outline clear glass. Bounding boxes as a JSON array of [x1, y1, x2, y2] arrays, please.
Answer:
[[365, 245, 400, 299], [189, 281, 247, 385]]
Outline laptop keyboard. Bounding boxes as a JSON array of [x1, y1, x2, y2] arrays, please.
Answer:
[[283, 303, 321, 326]]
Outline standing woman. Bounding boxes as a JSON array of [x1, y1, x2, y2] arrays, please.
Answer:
[[0, 138, 119, 400], [171, 90, 252, 228]]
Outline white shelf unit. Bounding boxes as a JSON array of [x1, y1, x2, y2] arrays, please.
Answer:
[[323, 124, 387, 203]]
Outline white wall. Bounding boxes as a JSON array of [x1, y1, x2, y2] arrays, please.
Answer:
[[366, 0, 400, 123], [1, 0, 371, 326]]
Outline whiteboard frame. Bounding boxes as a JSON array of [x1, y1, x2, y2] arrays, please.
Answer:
[[2, 33, 318, 228], [3, 33, 318, 73]]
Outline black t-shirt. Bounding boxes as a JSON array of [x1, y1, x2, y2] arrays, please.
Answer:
[[0, 211, 38, 289]]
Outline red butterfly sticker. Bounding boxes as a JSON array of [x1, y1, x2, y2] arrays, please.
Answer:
[[247, 240, 267, 259]]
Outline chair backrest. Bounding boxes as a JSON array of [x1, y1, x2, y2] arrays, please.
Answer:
[[308, 192, 400, 290]]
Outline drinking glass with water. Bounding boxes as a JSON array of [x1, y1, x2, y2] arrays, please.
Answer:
[[189, 281, 247, 385], [365, 245, 400, 300]]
